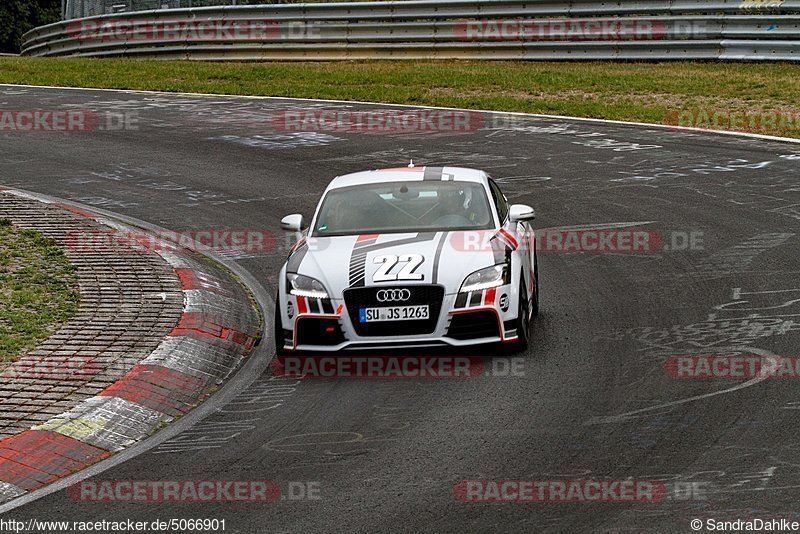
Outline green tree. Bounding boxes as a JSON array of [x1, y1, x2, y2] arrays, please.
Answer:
[[0, 0, 61, 54]]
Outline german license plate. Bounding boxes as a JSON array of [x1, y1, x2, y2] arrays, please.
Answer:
[[359, 305, 429, 323]]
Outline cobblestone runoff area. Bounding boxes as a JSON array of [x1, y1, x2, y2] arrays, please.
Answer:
[[0, 190, 260, 503], [0, 193, 184, 439]]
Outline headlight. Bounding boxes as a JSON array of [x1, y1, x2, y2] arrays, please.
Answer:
[[286, 273, 328, 298], [459, 264, 509, 293]]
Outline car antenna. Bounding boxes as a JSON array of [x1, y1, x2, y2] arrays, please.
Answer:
[[408, 159, 414, 168]]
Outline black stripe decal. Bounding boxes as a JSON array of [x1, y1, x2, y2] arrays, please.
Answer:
[[431, 232, 448, 284], [423, 166, 444, 181], [469, 291, 483, 307], [455, 292, 468, 309], [310, 298, 321, 314], [349, 250, 370, 287], [286, 240, 309, 273], [348, 236, 379, 287], [348, 233, 438, 287], [321, 298, 334, 314], [490, 234, 511, 265]]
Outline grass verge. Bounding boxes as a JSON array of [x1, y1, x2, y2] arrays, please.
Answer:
[[0, 218, 79, 366], [0, 58, 798, 137]]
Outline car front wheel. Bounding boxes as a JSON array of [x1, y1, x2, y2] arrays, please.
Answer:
[[508, 279, 530, 353], [274, 294, 288, 355]]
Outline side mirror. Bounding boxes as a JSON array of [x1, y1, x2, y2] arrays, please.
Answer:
[[280, 214, 306, 232], [509, 204, 535, 222]]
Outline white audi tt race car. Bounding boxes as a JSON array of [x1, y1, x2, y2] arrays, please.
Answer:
[[275, 165, 539, 353]]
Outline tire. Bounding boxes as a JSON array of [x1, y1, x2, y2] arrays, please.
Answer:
[[531, 253, 540, 318], [274, 293, 288, 356], [509, 279, 530, 353]]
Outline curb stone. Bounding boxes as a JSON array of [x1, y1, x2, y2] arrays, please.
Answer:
[[0, 189, 261, 503]]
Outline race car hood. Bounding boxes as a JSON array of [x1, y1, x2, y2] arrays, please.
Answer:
[[286, 231, 511, 298]]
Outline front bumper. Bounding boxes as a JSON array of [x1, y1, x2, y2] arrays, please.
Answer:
[[281, 284, 520, 352]]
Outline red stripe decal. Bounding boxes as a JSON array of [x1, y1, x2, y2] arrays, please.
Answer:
[[484, 287, 497, 305], [0, 431, 110, 491], [100, 364, 206, 417], [357, 234, 379, 243], [297, 296, 308, 314], [289, 237, 306, 253], [498, 228, 519, 250]]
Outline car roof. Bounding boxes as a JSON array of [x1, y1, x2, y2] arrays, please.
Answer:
[[326, 166, 488, 190]]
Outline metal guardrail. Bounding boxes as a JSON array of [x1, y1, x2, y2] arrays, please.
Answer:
[[21, 0, 800, 61], [63, 0, 346, 21], [60, 0, 800, 20]]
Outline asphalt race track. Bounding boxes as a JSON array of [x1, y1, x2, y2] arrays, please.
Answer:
[[2, 85, 800, 532]]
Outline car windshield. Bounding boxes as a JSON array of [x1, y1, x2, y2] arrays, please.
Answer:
[[313, 181, 495, 236]]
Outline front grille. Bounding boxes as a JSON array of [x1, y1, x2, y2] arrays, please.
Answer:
[[447, 311, 500, 340], [296, 317, 346, 346], [344, 285, 445, 337]]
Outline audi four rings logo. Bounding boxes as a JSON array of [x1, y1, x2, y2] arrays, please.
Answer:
[[376, 289, 412, 302]]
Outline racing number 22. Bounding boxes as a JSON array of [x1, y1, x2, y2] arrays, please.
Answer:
[[373, 254, 424, 282]]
